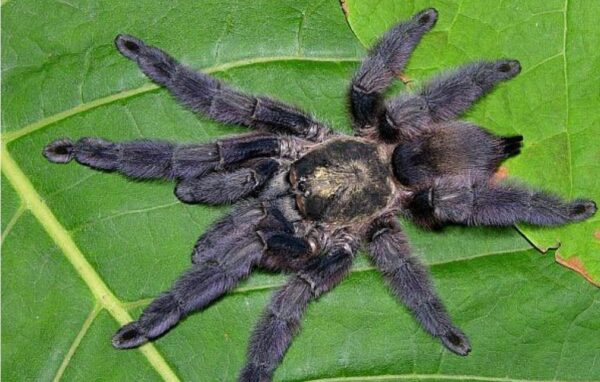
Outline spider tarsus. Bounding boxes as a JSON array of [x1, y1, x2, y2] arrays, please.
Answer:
[[115, 33, 176, 85], [569, 200, 597, 221], [43, 138, 75, 164], [415, 8, 438, 28], [440, 329, 471, 356], [114, 34, 144, 60], [497, 59, 521, 75], [112, 322, 148, 349], [496, 59, 521, 81]]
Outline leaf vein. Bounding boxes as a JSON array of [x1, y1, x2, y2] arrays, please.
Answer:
[[562, 0, 573, 198], [1, 204, 26, 244], [52, 303, 102, 382]]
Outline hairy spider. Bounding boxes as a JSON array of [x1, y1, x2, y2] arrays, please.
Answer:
[[43, 9, 596, 381]]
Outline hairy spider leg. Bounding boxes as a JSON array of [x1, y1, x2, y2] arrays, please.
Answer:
[[44, 134, 286, 179], [367, 217, 470, 355], [43, 133, 301, 204], [175, 158, 279, 204], [192, 199, 314, 271], [406, 176, 597, 228], [113, 199, 314, 349], [112, 239, 262, 349], [239, 232, 358, 381], [467, 182, 597, 226], [349, 8, 438, 131], [384, 60, 521, 140], [114, 34, 329, 141]]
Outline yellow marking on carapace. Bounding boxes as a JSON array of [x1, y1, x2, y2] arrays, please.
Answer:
[[310, 161, 369, 198]]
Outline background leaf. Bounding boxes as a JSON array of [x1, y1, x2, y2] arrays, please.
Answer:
[[2, 0, 599, 381]]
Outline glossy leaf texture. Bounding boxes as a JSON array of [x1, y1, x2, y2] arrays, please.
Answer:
[[1, 1, 599, 381]]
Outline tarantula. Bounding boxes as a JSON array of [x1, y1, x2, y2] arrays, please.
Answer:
[[43, 8, 596, 381]]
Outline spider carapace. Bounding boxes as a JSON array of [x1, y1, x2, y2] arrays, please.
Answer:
[[290, 138, 394, 223], [42, 8, 596, 382]]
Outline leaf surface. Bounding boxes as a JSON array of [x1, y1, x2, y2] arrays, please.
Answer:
[[2, 0, 599, 381]]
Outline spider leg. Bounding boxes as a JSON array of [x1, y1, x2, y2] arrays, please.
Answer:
[[174, 158, 280, 204], [349, 8, 438, 130], [239, 231, 358, 382], [193, 198, 313, 272], [470, 182, 597, 226], [113, 199, 310, 349], [255, 204, 316, 271], [191, 195, 303, 263], [43, 133, 300, 181], [112, 235, 263, 349], [367, 217, 470, 355], [406, 176, 597, 228], [114, 34, 329, 141], [385, 60, 521, 139]]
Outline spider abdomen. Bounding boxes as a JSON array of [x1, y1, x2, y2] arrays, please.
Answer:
[[290, 138, 393, 223]]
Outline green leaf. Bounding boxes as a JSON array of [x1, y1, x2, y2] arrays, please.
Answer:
[[346, 0, 600, 286], [1, 1, 598, 381]]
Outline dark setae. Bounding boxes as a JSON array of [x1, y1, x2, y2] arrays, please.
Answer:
[[42, 9, 596, 381]]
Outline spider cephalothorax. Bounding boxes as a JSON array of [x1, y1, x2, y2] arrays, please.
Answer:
[[42, 8, 596, 382]]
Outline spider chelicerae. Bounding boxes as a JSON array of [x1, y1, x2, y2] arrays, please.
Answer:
[[43, 8, 596, 381]]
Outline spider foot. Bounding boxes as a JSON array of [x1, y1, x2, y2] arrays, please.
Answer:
[[112, 322, 148, 349], [114, 34, 175, 84], [493, 59, 521, 80], [43, 138, 74, 163], [568, 199, 597, 221], [114, 34, 146, 61], [440, 328, 471, 356], [500, 135, 523, 158], [414, 8, 438, 29]]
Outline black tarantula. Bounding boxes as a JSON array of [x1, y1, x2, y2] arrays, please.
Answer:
[[43, 8, 596, 381]]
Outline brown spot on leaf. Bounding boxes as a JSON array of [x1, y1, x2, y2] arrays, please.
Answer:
[[555, 253, 600, 287], [340, 0, 349, 17], [594, 230, 600, 240]]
